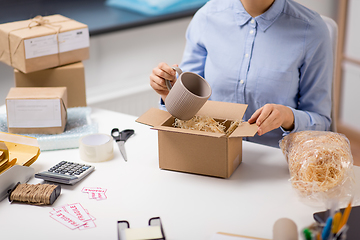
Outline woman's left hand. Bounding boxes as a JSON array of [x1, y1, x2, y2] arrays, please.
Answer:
[[248, 104, 294, 136]]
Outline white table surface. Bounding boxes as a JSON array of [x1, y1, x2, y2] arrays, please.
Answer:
[[0, 107, 359, 240]]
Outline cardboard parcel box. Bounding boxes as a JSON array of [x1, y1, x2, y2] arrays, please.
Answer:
[[14, 62, 87, 108], [136, 101, 258, 178], [6, 87, 68, 134], [0, 14, 89, 73]]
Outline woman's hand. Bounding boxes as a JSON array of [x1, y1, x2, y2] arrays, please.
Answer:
[[248, 104, 294, 136], [149, 62, 178, 101]]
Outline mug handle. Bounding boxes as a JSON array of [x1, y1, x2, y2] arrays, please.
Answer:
[[165, 67, 183, 91]]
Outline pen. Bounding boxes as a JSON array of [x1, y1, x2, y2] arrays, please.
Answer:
[[303, 228, 312, 240], [321, 217, 332, 240]]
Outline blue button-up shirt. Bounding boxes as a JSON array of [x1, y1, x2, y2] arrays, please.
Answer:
[[177, 0, 333, 148]]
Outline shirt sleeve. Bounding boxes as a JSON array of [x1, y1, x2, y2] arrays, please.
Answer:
[[179, 6, 208, 77], [158, 6, 208, 109], [286, 16, 333, 134]]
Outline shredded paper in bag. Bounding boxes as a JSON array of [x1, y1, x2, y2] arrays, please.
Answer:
[[280, 130, 354, 202]]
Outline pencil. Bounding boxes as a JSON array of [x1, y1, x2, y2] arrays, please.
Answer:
[[331, 211, 342, 234], [338, 200, 352, 230], [316, 232, 321, 240]]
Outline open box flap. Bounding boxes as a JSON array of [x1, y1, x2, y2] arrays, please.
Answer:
[[136, 108, 172, 127], [229, 122, 258, 138], [196, 100, 247, 121], [152, 125, 225, 138]]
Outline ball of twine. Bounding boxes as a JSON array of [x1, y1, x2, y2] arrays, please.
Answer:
[[9, 183, 59, 205]]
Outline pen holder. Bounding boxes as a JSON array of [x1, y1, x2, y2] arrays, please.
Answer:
[[302, 223, 348, 240]]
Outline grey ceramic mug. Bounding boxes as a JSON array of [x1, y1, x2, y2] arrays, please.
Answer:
[[165, 67, 211, 121]]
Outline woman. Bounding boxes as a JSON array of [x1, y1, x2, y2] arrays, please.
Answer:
[[149, 0, 333, 148]]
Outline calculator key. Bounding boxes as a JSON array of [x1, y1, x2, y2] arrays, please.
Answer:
[[35, 160, 95, 185]]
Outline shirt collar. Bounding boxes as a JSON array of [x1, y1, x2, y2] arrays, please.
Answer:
[[233, 0, 285, 31]]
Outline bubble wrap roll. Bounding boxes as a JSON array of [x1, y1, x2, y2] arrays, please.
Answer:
[[0, 107, 98, 151]]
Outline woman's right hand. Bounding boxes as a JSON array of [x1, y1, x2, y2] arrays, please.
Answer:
[[150, 62, 178, 101]]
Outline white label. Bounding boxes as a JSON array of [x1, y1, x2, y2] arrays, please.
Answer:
[[24, 34, 58, 59], [50, 211, 86, 230], [58, 28, 89, 53], [63, 203, 92, 222], [7, 99, 62, 128], [24, 27, 89, 59]]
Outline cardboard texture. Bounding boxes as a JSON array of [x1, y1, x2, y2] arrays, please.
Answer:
[[14, 62, 87, 108], [0, 132, 40, 175], [0, 14, 89, 73], [136, 101, 258, 178], [6, 87, 68, 134]]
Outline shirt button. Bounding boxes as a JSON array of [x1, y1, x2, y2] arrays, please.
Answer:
[[250, 30, 254, 34], [245, 54, 249, 58], [240, 80, 244, 84], [250, 19, 255, 24]]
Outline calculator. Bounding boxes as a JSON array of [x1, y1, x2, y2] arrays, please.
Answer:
[[35, 161, 95, 185]]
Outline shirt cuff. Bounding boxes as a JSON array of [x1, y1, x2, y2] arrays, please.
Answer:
[[159, 97, 167, 111], [281, 106, 327, 134], [280, 106, 297, 136]]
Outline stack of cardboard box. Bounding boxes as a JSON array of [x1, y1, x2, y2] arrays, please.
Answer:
[[0, 14, 89, 134]]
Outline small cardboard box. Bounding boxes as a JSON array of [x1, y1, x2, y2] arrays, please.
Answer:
[[14, 62, 87, 108], [0, 14, 89, 73], [6, 87, 68, 134], [136, 101, 258, 178]]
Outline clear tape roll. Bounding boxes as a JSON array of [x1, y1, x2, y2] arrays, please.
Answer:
[[79, 133, 114, 163]]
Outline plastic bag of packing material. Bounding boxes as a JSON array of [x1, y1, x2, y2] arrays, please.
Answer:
[[106, 0, 209, 16], [280, 130, 354, 205]]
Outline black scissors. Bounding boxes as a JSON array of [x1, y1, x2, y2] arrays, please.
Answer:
[[111, 128, 135, 162]]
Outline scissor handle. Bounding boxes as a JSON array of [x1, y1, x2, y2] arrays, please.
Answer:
[[111, 128, 121, 141], [120, 129, 135, 142]]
